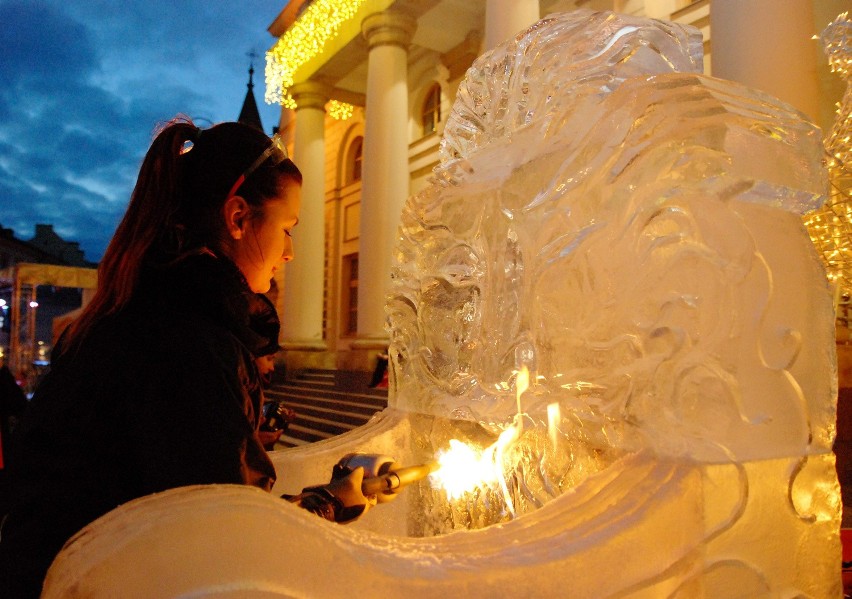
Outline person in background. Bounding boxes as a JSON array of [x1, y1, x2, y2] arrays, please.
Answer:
[[368, 348, 389, 389], [248, 292, 295, 450], [248, 292, 283, 389], [0, 118, 373, 598]]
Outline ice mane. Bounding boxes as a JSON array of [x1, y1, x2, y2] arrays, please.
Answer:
[[388, 9, 832, 464]]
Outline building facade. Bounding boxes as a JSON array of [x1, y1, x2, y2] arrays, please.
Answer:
[[0, 223, 95, 369], [263, 0, 847, 376]]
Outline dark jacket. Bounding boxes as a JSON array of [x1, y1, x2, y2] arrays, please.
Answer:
[[0, 252, 276, 598], [0, 364, 28, 467]]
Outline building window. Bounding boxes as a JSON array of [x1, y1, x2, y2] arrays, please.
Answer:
[[343, 254, 358, 335], [421, 84, 441, 136], [347, 137, 363, 184]]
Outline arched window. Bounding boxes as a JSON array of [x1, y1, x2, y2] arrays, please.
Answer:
[[347, 136, 363, 184], [421, 84, 441, 136]]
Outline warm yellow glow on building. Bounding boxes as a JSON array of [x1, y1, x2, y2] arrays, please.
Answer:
[[805, 12, 851, 298]]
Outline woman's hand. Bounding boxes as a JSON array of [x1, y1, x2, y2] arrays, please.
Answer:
[[284, 466, 377, 524]]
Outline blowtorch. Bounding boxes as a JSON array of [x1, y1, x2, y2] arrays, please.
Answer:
[[283, 453, 439, 524], [335, 453, 439, 502], [360, 462, 439, 495]]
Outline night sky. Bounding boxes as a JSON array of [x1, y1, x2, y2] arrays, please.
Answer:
[[0, 0, 286, 263]]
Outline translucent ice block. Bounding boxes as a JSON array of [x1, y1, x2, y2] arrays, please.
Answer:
[[43, 9, 841, 598]]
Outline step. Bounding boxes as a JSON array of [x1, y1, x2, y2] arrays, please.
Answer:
[[264, 369, 388, 448], [275, 395, 379, 425], [278, 407, 377, 429], [266, 388, 386, 414], [279, 406, 373, 431], [293, 368, 335, 379], [274, 422, 332, 448], [283, 369, 389, 398], [266, 384, 388, 410], [295, 373, 335, 387]]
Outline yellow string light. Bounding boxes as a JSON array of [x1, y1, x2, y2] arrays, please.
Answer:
[[326, 100, 354, 120], [265, 0, 368, 109]]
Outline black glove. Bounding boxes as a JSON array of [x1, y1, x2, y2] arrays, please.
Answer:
[[283, 466, 374, 524], [286, 486, 344, 522]]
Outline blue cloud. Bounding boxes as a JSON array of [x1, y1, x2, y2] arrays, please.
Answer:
[[0, 0, 284, 262], [0, 1, 99, 86]]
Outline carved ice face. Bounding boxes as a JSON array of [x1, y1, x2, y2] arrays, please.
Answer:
[[389, 10, 833, 464]]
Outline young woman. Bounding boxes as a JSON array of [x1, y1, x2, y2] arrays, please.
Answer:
[[0, 119, 367, 597]]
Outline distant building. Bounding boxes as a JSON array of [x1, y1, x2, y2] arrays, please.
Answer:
[[0, 225, 64, 269], [0, 225, 54, 270], [28, 224, 93, 268], [238, 63, 265, 133], [0, 223, 95, 351], [0, 223, 94, 270]]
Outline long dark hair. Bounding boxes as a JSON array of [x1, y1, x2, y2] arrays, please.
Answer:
[[63, 117, 301, 349]]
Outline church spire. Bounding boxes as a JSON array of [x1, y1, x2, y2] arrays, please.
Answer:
[[238, 53, 264, 132]]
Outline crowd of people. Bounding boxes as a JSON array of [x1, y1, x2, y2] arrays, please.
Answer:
[[0, 119, 374, 598]]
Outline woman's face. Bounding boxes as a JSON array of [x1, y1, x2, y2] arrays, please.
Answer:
[[231, 178, 301, 293]]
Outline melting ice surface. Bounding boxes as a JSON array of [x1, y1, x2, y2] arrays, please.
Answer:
[[44, 9, 841, 598]]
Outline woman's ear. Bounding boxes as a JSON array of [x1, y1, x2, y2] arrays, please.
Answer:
[[223, 195, 250, 240]]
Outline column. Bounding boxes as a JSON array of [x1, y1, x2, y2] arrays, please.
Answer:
[[710, 0, 820, 123], [281, 81, 330, 358], [484, 0, 539, 52], [355, 11, 416, 349], [9, 272, 21, 375]]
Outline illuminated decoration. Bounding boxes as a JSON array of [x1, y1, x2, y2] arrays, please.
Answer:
[[326, 99, 354, 121], [804, 12, 852, 297], [265, 0, 370, 109]]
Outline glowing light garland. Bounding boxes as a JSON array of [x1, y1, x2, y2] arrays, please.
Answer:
[[327, 100, 355, 120], [265, 0, 365, 119], [804, 12, 852, 299]]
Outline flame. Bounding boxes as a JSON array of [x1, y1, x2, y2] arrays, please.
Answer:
[[516, 365, 529, 414], [493, 416, 521, 515], [431, 439, 497, 500], [547, 402, 561, 448], [430, 366, 530, 514]]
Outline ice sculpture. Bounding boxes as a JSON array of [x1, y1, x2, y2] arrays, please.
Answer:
[[43, 9, 841, 598]]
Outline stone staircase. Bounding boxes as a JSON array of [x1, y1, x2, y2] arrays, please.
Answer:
[[265, 369, 388, 447]]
